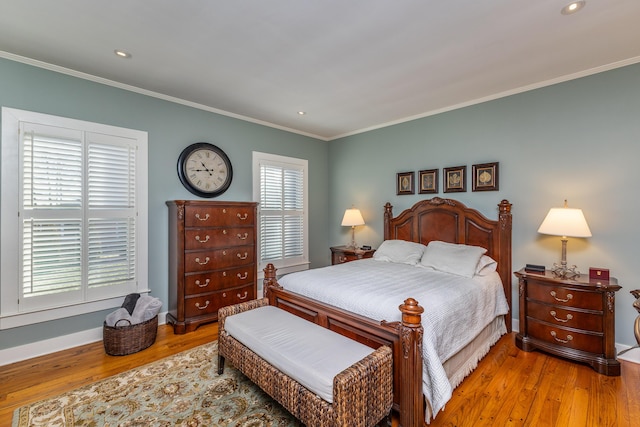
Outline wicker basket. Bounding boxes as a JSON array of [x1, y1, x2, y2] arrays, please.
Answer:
[[103, 315, 158, 356]]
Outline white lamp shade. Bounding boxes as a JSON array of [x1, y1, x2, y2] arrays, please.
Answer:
[[537, 207, 592, 238], [341, 208, 365, 227]]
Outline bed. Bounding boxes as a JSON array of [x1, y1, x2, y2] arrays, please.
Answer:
[[262, 197, 512, 426]]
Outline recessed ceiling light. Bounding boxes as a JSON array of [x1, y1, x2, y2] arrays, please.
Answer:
[[298, 111, 306, 116], [114, 49, 132, 59], [561, 1, 586, 15]]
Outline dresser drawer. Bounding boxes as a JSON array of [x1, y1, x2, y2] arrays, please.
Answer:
[[185, 246, 254, 272], [527, 282, 602, 310], [527, 300, 603, 332], [527, 318, 604, 354], [184, 227, 254, 250], [185, 205, 255, 227], [184, 284, 254, 318], [185, 266, 255, 295]]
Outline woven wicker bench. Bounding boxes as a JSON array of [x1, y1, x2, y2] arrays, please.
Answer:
[[218, 298, 393, 427]]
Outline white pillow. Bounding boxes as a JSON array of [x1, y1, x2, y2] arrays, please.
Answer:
[[373, 240, 427, 265], [419, 241, 487, 278], [475, 255, 498, 276]]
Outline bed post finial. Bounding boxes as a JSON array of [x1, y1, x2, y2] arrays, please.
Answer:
[[398, 298, 424, 427], [383, 202, 393, 240], [263, 263, 282, 301]]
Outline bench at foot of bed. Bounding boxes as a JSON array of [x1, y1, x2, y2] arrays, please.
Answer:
[[218, 298, 394, 427]]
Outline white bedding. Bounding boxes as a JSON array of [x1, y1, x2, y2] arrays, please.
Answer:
[[278, 258, 509, 420]]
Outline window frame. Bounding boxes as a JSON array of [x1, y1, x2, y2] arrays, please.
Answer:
[[252, 151, 309, 279], [0, 107, 148, 329]]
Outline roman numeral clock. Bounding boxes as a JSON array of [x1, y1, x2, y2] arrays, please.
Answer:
[[177, 142, 233, 198]]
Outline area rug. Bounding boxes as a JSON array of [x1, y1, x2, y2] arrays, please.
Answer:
[[13, 341, 302, 426]]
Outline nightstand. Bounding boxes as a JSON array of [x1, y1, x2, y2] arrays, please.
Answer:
[[330, 246, 375, 265], [515, 268, 621, 376]]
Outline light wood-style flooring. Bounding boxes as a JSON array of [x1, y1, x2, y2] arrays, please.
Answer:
[[1, 324, 639, 426]]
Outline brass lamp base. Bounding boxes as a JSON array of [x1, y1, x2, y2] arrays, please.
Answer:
[[551, 237, 580, 279]]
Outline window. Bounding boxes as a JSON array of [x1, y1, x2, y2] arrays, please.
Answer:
[[253, 152, 308, 277], [1, 108, 148, 329]]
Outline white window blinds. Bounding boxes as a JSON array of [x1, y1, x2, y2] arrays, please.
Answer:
[[1, 107, 148, 327], [254, 152, 308, 275]]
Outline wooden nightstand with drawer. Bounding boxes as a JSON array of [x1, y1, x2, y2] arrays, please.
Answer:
[[515, 268, 621, 376], [330, 246, 375, 265]]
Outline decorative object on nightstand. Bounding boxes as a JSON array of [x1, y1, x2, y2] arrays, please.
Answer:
[[515, 268, 621, 376], [330, 245, 375, 265], [341, 207, 365, 249], [537, 200, 592, 279]]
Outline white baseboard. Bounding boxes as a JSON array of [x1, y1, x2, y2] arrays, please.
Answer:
[[0, 312, 167, 367]]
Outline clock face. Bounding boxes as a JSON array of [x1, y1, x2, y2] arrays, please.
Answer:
[[177, 143, 233, 198]]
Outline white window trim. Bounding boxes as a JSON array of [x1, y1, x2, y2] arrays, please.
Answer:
[[252, 151, 309, 280], [1, 107, 149, 329]]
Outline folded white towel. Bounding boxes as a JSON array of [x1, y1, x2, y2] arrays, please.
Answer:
[[105, 307, 133, 328]]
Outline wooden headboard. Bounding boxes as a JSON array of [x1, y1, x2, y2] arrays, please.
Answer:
[[383, 197, 513, 331]]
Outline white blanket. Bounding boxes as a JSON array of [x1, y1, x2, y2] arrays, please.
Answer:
[[278, 258, 509, 419]]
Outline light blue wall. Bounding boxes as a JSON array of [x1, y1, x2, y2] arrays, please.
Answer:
[[0, 58, 329, 350], [2, 56, 639, 352], [329, 63, 640, 346]]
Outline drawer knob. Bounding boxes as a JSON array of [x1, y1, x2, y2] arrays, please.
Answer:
[[195, 213, 209, 221], [237, 232, 248, 240], [237, 252, 248, 260], [237, 272, 248, 280], [550, 310, 573, 323], [195, 257, 210, 265], [194, 235, 210, 243], [550, 330, 573, 344], [195, 300, 210, 310], [237, 213, 248, 220], [237, 291, 248, 300], [550, 290, 573, 303], [339, 256, 347, 263], [195, 279, 210, 288]]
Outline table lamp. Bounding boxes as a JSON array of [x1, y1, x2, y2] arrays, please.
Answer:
[[537, 200, 592, 279], [341, 207, 365, 249]]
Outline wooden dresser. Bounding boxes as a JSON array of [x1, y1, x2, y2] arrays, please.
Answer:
[[166, 200, 258, 334], [515, 268, 621, 375]]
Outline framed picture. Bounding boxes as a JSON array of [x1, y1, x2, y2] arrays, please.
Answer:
[[443, 165, 466, 193], [396, 171, 415, 195], [418, 169, 438, 194], [472, 162, 499, 192]]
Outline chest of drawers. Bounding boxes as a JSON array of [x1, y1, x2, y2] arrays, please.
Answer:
[[166, 200, 258, 333], [515, 269, 621, 375]]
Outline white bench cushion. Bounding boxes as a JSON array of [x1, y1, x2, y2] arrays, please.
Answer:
[[224, 305, 375, 403]]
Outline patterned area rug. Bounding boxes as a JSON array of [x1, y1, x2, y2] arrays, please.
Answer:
[[13, 341, 303, 426]]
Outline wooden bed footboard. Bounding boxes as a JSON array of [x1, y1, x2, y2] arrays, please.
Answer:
[[264, 263, 425, 427]]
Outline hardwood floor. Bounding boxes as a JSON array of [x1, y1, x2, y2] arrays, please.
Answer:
[[1, 326, 638, 426]]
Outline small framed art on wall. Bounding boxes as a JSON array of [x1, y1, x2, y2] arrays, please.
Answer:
[[397, 171, 415, 195], [419, 169, 438, 194], [443, 165, 466, 193]]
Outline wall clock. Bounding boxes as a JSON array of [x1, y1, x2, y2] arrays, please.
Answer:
[[177, 142, 233, 198]]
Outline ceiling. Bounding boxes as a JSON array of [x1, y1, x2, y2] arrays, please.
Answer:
[[1, 1, 639, 141]]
